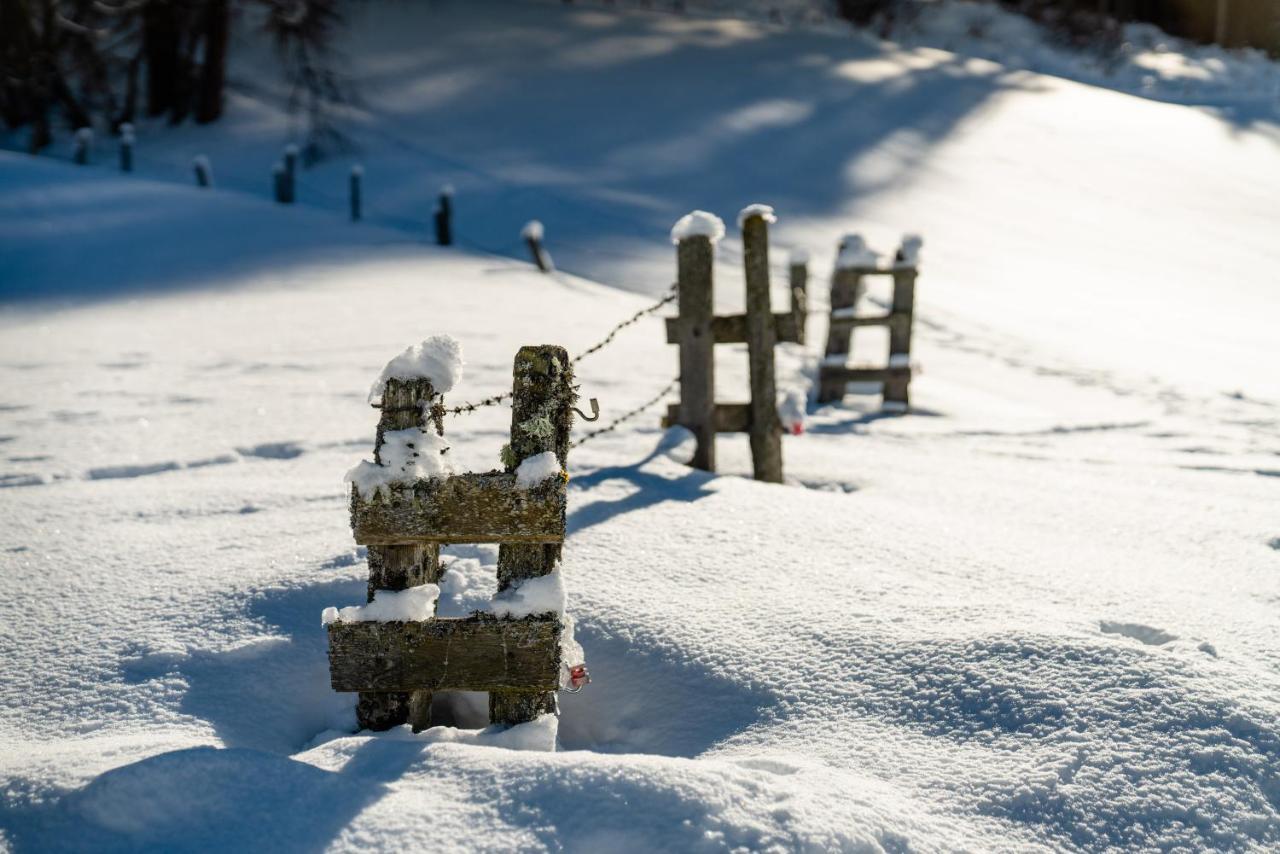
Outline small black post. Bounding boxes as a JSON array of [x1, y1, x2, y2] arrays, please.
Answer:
[[119, 124, 134, 173], [73, 128, 92, 165], [350, 165, 363, 222], [192, 155, 213, 188], [281, 144, 298, 204], [523, 220, 553, 273], [273, 162, 286, 203], [434, 185, 453, 245]]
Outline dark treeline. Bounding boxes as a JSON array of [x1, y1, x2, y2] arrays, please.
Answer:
[[1, 0, 347, 157]]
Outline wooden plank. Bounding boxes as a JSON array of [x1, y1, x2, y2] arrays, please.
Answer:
[[818, 365, 912, 384], [818, 261, 864, 403], [884, 267, 917, 407], [676, 235, 716, 472], [828, 311, 909, 330], [789, 260, 808, 347], [742, 210, 783, 483], [492, 345, 574, 725], [665, 402, 750, 433], [665, 312, 802, 345], [328, 616, 562, 693], [351, 471, 566, 545]]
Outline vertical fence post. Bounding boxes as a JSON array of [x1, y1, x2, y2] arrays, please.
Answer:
[[73, 128, 92, 165], [119, 124, 134, 173], [884, 235, 921, 409], [491, 345, 575, 727], [522, 221, 553, 272], [817, 235, 865, 404], [741, 207, 783, 483], [357, 376, 445, 733], [350, 165, 363, 222], [673, 218, 719, 472], [788, 248, 808, 347], [272, 162, 285, 203], [281, 144, 298, 204], [192, 155, 212, 188], [434, 186, 453, 245]]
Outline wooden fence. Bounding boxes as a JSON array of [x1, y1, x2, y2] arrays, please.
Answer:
[[327, 345, 576, 731], [817, 235, 920, 410], [663, 209, 804, 483]]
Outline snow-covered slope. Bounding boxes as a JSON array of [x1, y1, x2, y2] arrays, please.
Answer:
[[3, 1, 1280, 851]]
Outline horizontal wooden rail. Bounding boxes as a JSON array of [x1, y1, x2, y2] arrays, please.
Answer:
[[828, 311, 910, 332], [351, 471, 566, 545], [664, 402, 750, 433], [328, 614, 562, 692], [666, 312, 801, 346], [818, 365, 912, 384]]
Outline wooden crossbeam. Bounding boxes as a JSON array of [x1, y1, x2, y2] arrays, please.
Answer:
[[817, 364, 912, 384], [664, 402, 750, 433], [351, 472, 566, 545], [328, 615, 562, 693], [827, 311, 909, 332], [665, 312, 801, 346]]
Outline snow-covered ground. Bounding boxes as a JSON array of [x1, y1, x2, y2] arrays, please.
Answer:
[[3, 1, 1279, 851]]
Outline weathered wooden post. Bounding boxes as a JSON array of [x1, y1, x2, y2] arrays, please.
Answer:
[[119, 124, 134, 173], [272, 162, 286, 203], [788, 248, 808, 347], [522, 221, 553, 272], [434, 186, 453, 245], [490, 345, 576, 726], [350, 165, 363, 222], [671, 211, 721, 472], [281, 144, 298, 204], [73, 127, 92, 165], [192, 155, 213, 188], [817, 234, 871, 404], [883, 235, 922, 409], [740, 206, 783, 483], [355, 375, 445, 732]]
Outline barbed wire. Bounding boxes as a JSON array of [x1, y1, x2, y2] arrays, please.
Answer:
[[572, 283, 676, 365], [572, 376, 679, 447]]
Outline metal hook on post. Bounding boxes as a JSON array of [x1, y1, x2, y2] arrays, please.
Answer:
[[573, 398, 600, 422]]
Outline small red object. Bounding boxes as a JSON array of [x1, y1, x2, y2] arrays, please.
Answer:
[[791, 423, 804, 436], [568, 664, 590, 691]]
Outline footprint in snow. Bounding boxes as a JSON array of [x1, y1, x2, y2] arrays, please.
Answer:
[[1099, 620, 1178, 646]]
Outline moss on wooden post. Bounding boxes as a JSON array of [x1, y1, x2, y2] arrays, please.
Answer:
[[490, 345, 575, 726], [741, 212, 784, 483], [356, 376, 444, 732]]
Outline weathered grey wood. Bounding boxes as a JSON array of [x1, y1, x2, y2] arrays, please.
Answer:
[[357, 376, 443, 732], [492, 345, 575, 726], [884, 264, 917, 407], [526, 236, 552, 273], [664, 312, 802, 346], [675, 235, 716, 472], [329, 616, 562, 693], [351, 472, 567, 545], [828, 311, 909, 331], [742, 212, 783, 483], [820, 365, 911, 384], [818, 257, 864, 403], [664, 402, 750, 433], [789, 261, 808, 346]]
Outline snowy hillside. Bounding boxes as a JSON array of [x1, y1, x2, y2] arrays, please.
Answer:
[[3, 1, 1280, 851]]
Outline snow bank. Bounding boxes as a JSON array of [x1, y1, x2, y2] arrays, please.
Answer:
[[490, 570, 567, 619], [521, 220, 544, 242], [670, 210, 725, 244], [515, 451, 563, 488], [322, 584, 440, 625], [736, 203, 777, 227], [344, 427, 453, 499], [368, 335, 463, 403], [836, 234, 879, 269]]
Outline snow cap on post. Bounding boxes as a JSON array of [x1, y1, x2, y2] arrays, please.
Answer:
[[896, 233, 923, 267], [836, 233, 879, 270], [441, 183, 455, 197], [670, 210, 725, 244], [521, 220, 544, 241], [368, 334, 464, 403], [737, 203, 777, 228], [351, 163, 364, 176]]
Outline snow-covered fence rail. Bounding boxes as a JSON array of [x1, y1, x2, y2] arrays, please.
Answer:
[[817, 235, 921, 410], [327, 344, 578, 731], [663, 206, 799, 483]]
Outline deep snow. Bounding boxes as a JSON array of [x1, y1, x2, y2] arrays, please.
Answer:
[[2, 1, 1279, 851]]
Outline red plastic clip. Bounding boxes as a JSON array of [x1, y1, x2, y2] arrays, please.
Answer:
[[565, 663, 591, 693]]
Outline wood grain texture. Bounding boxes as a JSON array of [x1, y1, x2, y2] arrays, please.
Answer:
[[665, 312, 802, 346], [329, 616, 562, 693], [742, 213, 783, 483], [351, 472, 566, 545], [664, 402, 750, 433], [675, 235, 717, 472]]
